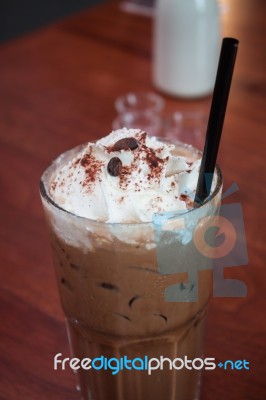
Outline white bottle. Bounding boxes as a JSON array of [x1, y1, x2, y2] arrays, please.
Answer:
[[153, 0, 221, 98]]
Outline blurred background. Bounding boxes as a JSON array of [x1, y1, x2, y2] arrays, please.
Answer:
[[0, 0, 105, 43]]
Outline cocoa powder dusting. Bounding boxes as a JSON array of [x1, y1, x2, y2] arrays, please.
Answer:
[[115, 135, 166, 189], [73, 157, 81, 166], [119, 165, 132, 188], [146, 151, 159, 168], [50, 181, 57, 191], [180, 194, 188, 201], [137, 131, 147, 143], [144, 146, 164, 182], [180, 194, 194, 209], [80, 153, 104, 190]]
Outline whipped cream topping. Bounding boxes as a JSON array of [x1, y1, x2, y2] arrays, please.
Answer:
[[50, 129, 201, 223]]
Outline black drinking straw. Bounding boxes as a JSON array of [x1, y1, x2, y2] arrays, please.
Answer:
[[194, 37, 239, 204]]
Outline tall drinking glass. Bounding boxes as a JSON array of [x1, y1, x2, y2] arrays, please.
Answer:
[[40, 140, 222, 400]]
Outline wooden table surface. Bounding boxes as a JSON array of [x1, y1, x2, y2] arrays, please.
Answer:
[[0, 0, 265, 399]]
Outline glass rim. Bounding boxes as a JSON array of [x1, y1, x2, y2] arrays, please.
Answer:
[[40, 139, 223, 227]]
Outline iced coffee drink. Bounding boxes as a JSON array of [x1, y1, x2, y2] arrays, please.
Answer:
[[40, 129, 222, 400]]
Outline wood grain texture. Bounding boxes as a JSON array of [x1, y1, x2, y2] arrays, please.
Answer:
[[0, 0, 265, 399]]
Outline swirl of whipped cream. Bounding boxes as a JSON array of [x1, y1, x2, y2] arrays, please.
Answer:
[[49, 129, 201, 223]]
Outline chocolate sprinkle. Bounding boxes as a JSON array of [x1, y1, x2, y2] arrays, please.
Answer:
[[112, 137, 138, 151], [115, 313, 131, 321], [107, 157, 122, 176], [99, 282, 120, 292], [153, 313, 168, 322], [128, 295, 140, 308], [147, 151, 159, 168], [180, 194, 189, 201]]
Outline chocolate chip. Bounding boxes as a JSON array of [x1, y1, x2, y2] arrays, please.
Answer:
[[107, 157, 122, 176], [70, 263, 80, 270], [112, 137, 138, 151], [60, 277, 73, 291], [99, 282, 120, 292]]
